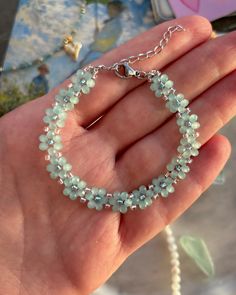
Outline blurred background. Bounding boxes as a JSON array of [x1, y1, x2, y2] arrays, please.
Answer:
[[0, 1, 235, 294]]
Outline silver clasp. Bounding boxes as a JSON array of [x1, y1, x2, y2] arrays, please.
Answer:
[[114, 62, 138, 79]]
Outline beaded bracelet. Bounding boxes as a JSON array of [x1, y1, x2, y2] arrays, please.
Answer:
[[39, 25, 201, 214]]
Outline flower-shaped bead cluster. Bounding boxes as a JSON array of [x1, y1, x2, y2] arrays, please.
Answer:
[[166, 93, 189, 113], [177, 137, 201, 158], [39, 131, 62, 151], [152, 175, 175, 197], [109, 192, 132, 213], [43, 107, 67, 129], [177, 113, 200, 134], [63, 176, 87, 200], [150, 74, 173, 97], [55, 89, 77, 111], [47, 156, 72, 180], [167, 157, 190, 180], [131, 185, 154, 209], [85, 187, 107, 210], [72, 69, 95, 94]]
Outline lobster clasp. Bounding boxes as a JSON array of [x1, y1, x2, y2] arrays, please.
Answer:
[[114, 62, 137, 79]]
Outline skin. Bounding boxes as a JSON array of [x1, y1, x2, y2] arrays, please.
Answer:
[[0, 15, 235, 295]]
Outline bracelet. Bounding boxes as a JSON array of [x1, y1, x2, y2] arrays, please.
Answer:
[[39, 25, 201, 214]]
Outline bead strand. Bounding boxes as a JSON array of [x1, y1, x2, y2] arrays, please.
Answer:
[[38, 67, 201, 213], [165, 225, 182, 295]]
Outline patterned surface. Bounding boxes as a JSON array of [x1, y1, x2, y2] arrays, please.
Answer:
[[2, 0, 154, 89]]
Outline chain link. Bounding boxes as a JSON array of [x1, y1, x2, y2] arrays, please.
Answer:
[[88, 25, 185, 76]]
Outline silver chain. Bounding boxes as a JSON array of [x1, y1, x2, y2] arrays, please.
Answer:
[[86, 25, 185, 79]]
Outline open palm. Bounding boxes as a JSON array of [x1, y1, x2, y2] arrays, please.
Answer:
[[0, 16, 235, 295]]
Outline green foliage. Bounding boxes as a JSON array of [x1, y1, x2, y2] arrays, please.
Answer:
[[0, 78, 37, 117], [85, 0, 109, 5], [180, 235, 215, 277]]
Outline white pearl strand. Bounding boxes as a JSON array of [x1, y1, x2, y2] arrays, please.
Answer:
[[165, 225, 182, 295]]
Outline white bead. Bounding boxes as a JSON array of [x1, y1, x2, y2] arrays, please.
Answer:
[[171, 259, 180, 267], [173, 274, 181, 283], [168, 244, 177, 252], [172, 266, 181, 275], [171, 252, 180, 260], [172, 282, 181, 291], [167, 235, 175, 244]]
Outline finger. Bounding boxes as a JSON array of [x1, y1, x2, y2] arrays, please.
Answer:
[[37, 16, 211, 127], [119, 134, 231, 253], [92, 30, 236, 153], [115, 69, 236, 188]]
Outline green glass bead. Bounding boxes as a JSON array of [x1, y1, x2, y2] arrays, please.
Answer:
[[70, 96, 79, 104], [53, 105, 63, 114], [120, 192, 128, 199], [46, 108, 54, 116], [139, 185, 147, 194], [166, 185, 175, 193], [139, 202, 146, 210], [87, 202, 96, 209], [63, 163, 72, 172], [85, 191, 93, 201], [132, 190, 140, 198], [150, 83, 159, 91], [53, 135, 61, 143], [160, 74, 168, 82], [91, 187, 99, 195], [192, 141, 201, 149], [191, 149, 199, 157], [81, 85, 90, 94], [190, 114, 198, 122], [69, 194, 78, 201], [146, 189, 154, 198], [48, 147, 57, 156], [165, 80, 173, 88], [161, 190, 169, 197], [191, 122, 200, 129], [56, 120, 65, 128], [50, 172, 58, 179], [39, 134, 47, 142], [54, 143, 63, 150], [59, 112, 67, 120], [170, 170, 178, 179], [46, 164, 54, 172], [58, 170, 67, 179], [167, 163, 175, 171], [155, 89, 162, 97], [87, 79, 95, 88], [43, 116, 51, 124], [178, 171, 186, 179], [63, 188, 70, 196], [39, 143, 48, 151], [120, 206, 128, 214], [98, 188, 106, 196], [78, 180, 87, 189], [182, 150, 192, 158], [145, 198, 152, 206], [124, 198, 132, 207], [47, 131, 55, 138]]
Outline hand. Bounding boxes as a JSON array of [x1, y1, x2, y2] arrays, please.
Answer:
[[0, 16, 235, 295]]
